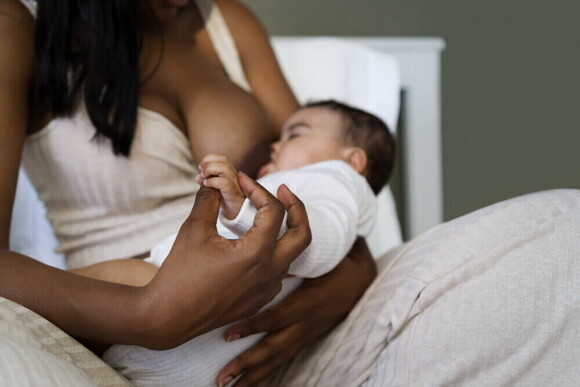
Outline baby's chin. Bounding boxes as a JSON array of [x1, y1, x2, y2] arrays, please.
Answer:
[[257, 162, 276, 179]]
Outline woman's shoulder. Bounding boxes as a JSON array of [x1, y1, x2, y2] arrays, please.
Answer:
[[0, 0, 36, 69], [214, 0, 259, 23], [213, 0, 269, 47], [0, 0, 35, 22]]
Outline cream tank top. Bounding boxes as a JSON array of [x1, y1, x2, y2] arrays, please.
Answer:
[[19, 0, 252, 269]]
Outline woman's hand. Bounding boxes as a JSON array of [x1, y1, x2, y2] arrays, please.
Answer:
[[216, 238, 377, 386], [0, 174, 310, 350], [138, 173, 311, 350]]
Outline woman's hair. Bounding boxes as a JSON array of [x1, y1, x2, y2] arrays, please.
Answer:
[[35, 0, 151, 156], [305, 100, 396, 194]]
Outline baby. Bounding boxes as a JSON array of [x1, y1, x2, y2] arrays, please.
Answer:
[[103, 100, 396, 386]]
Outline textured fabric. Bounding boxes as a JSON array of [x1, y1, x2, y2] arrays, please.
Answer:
[[22, 107, 198, 269], [102, 278, 300, 387], [221, 160, 376, 277], [268, 189, 580, 386], [150, 160, 376, 276], [17, 0, 251, 269], [0, 298, 131, 387], [109, 160, 376, 386], [3, 189, 578, 386]]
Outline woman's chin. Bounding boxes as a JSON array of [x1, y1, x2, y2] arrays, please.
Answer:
[[164, 0, 190, 6]]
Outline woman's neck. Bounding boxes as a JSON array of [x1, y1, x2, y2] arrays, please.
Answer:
[[139, 0, 192, 30]]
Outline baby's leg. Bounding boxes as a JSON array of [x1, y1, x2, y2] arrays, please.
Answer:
[[103, 277, 302, 387], [68, 231, 172, 287], [69, 259, 158, 286]]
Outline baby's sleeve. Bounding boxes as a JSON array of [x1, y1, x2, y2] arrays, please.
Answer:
[[286, 167, 367, 278], [218, 199, 288, 239], [218, 199, 257, 237], [218, 162, 375, 279]]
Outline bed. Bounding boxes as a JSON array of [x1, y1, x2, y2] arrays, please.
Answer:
[[3, 37, 578, 386]]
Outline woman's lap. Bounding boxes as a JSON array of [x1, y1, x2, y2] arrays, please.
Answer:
[[0, 297, 130, 386], [2, 189, 578, 386], [269, 189, 580, 386]]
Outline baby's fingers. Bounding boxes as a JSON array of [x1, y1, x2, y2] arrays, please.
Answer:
[[199, 160, 238, 182], [200, 153, 229, 164], [202, 176, 239, 193]]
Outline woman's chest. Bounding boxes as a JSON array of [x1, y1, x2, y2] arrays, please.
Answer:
[[138, 33, 275, 170]]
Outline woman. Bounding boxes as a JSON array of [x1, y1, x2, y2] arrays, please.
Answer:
[[0, 0, 376, 385]]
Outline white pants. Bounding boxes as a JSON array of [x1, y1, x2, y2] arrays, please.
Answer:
[[103, 276, 302, 387]]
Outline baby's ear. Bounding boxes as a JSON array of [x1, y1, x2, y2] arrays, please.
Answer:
[[342, 147, 368, 174]]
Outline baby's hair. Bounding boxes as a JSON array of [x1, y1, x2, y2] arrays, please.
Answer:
[[304, 100, 396, 194]]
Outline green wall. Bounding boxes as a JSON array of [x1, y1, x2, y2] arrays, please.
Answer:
[[241, 0, 580, 221]]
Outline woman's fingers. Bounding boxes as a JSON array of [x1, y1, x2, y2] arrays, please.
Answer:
[[238, 174, 311, 272], [184, 185, 221, 235], [146, 172, 312, 350], [214, 240, 376, 384], [273, 184, 312, 269], [236, 172, 287, 245], [217, 329, 301, 387], [223, 288, 306, 340]]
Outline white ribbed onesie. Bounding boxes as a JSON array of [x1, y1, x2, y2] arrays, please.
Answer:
[[103, 160, 377, 386]]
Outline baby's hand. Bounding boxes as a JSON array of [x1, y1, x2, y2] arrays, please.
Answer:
[[195, 154, 245, 220]]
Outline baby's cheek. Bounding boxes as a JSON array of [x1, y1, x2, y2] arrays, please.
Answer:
[[279, 150, 309, 170]]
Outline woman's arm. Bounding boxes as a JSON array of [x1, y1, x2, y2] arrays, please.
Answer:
[[218, 0, 299, 132], [0, 1, 311, 349], [0, 0, 35, 248], [217, 238, 377, 386], [1, 176, 311, 350]]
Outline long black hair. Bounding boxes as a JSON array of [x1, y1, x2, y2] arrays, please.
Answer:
[[35, 0, 143, 156]]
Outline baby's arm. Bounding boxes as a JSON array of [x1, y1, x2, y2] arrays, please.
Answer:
[[196, 154, 245, 220], [219, 162, 374, 279]]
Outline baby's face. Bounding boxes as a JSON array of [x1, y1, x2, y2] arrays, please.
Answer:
[[257, 107, 348, 178]]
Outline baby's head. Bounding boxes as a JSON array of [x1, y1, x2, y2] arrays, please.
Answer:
[[259, 100, 396, 194]]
